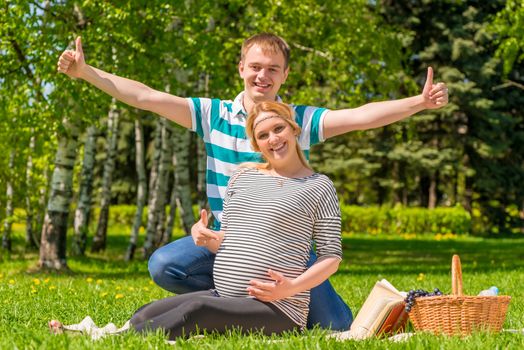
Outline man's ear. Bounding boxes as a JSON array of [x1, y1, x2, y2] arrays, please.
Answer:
[[282, 66, 290, 83], [238, 60, 245, 78]]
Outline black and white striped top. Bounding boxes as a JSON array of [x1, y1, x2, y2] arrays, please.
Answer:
[[213, 167, 342, 328]]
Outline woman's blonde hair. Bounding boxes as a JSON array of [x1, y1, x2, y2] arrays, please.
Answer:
[[245, 101, 310, 170]]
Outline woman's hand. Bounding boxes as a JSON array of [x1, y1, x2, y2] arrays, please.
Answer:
[[191, 209, 224, 253], [247, 257, 340, 302], [247, 269, 296, 302]]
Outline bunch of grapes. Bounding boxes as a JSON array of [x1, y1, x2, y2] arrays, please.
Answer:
[[404, 288, 443, 312]]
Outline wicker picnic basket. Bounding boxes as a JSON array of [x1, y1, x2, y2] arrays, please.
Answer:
[[409, 255, 511, 336]]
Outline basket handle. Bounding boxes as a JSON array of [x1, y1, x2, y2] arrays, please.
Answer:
[[451, 254, 463, 296]]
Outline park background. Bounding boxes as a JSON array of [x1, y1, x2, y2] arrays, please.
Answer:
[[1, 0, 523, 349]]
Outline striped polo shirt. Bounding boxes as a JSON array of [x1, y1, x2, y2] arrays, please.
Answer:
[[187, 92, 329, 227], [213, 167, 342, 327]]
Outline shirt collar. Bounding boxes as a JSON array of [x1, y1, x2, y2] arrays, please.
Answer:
[[232, 91, 283, 118]]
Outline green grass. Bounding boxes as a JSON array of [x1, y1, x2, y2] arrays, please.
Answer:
[[1, 226, 523, 349]]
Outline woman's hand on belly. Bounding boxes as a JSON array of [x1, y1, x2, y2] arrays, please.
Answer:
[[246, 269, 297, 302]]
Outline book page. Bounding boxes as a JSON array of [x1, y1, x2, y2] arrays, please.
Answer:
[[372, 299, 405, 335], [348, 279, 405, 339]]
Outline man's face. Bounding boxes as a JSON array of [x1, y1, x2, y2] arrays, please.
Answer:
[[239, 44, 289, 103]]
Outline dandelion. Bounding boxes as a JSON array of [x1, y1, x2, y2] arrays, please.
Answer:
[[115, 286, 122, 291], [128, 287, 135, 291], [49, 286, 56, 290], [96, 279, 103, 285], [0, 273, 3, 279], [100, 292, 108, 298], [115, 294, 124, 299], [417, 273, 425, 281], [143, 287, 150, 292], [44, 278, 50, 283], [33, 278, 41, 285], [86, 277, 93, 283], [9, 279, 15, 285], [149, 280, 154, 285]]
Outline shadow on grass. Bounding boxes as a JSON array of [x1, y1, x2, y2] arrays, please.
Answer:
[[4, 229, 524, 281], [340, 236, 524, 276]]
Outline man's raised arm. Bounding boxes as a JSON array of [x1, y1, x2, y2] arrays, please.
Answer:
[[323, 67, 448, 139], [57, 37, 192, 129]]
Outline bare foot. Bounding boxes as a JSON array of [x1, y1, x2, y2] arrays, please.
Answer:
[[48, 320, 63, 334]]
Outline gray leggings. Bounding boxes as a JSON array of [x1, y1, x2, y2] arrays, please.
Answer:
[[130, 290, 298, 340]]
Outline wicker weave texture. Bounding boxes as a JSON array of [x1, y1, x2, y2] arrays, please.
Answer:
[[410, 295, 511, 335], [408, 255, 511, 336]]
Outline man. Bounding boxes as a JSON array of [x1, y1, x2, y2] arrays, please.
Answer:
[[57, 33, 448, 331]]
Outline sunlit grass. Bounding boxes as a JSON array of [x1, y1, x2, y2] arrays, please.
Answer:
[[1, 226, 523, 349]]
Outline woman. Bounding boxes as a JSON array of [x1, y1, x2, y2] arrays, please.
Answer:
[[51, 101, 343, 340]]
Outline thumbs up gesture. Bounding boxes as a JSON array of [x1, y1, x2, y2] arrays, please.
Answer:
[[422, 67, 449, 109], [191, 209, 221, 247], [57, 36, 86, 78]]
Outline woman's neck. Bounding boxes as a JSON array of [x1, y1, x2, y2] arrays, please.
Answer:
[[268, 161, 313, 179]]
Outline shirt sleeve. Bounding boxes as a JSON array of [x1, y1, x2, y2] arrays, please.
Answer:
[[294, 105, 330, 147], [312, 177, 342, 260], [186, 97, 212, 139]]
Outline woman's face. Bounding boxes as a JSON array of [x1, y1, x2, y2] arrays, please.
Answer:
[[253, 111, 297, 165]]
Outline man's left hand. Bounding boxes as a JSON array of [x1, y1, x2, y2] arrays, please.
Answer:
[[422, 67, 449, 109]]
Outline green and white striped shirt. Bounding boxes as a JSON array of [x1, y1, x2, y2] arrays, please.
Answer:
[[187, 92, 329, 227]]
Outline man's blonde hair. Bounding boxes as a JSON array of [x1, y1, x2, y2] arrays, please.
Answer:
[[241, 33, 290, 69]]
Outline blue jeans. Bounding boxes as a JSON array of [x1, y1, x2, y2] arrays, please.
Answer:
[[148, 236, 353, 331]]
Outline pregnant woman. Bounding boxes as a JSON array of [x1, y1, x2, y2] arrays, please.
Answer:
[[51, 100, 343, 340]]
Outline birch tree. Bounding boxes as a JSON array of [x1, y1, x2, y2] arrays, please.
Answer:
[[2, 150, 15, 252], [172, 128, 195, 234], [143, 119, 171, 258], [39, 120, 79, 270], [72, 125, 97, 255], [25, 132, 38, 249], [125, 116, 147, 261], [92, 102, 120, 253]]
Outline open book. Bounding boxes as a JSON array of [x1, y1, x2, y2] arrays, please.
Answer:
[[347, 279, 408, 339]]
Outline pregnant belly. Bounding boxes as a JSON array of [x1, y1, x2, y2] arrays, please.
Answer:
[[212, 252, 305, 297]]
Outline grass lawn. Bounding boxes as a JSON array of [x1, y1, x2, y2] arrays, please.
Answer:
[[1, 225, 523, 349]]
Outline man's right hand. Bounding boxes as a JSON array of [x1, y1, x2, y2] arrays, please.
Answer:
[[191, 209, 220, 247], [55, 36, 192, 128], [57, 36, 86, 78]]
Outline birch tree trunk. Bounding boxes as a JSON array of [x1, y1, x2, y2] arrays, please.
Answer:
[[163, 175, 178, 246], [92, 103, 120, 252], [173, 128, 195, 234], [39, 120, 79, 270], [154, 121, 173, 246], [2, 150, 15, 251], [72, 125, 97, 255], [125, 117, 147, 261], [25, 133, 39, 249], [142, 121, 161, 257], [143, 119, 171, 258], [35, 163, 50, 244]]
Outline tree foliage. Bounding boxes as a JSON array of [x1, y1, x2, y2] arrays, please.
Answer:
[[0, 0, 522, 262]]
